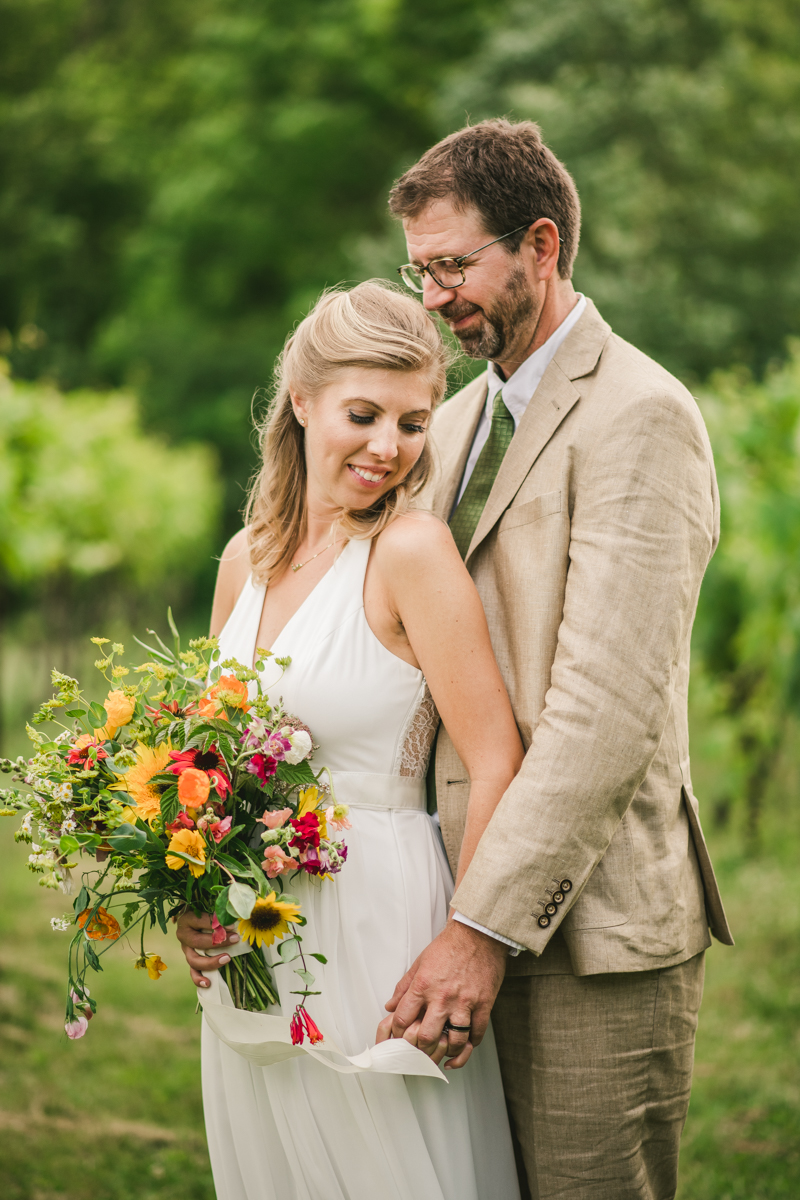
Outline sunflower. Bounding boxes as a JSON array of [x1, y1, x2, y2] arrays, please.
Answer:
[[237, 892, 302, 948], [125, 742, 172, 823]]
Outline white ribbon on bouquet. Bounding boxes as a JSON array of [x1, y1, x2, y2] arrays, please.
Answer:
[[196, 939, 447, 1081]]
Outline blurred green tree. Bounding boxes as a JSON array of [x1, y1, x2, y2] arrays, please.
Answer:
[[0, 0, 498, 523], [692, 345, 800, 841], [0, 357, 221, 628], [439, 0, 800, 381]]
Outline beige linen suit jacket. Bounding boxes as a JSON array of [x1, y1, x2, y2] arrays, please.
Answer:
[[432, 299, 733, 977]]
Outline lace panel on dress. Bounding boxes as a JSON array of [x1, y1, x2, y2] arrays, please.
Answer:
[[398, 685, 440, 778]]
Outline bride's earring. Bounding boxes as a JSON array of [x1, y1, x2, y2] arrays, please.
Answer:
[[298, 416, 305, 427]]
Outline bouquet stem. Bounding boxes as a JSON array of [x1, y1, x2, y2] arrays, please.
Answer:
[[220, 947, 279, 1011]]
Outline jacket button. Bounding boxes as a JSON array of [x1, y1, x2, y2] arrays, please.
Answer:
[[545, 902, 557, 916], [560, 879, 573, 893], [537, 914, 551, 928], [552, 891, 564, 904]]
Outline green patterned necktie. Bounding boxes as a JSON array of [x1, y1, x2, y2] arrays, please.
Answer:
[[449, 390, 516, 559]]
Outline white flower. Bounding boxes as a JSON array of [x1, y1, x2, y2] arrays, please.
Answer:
[[280, 728, 313, 764], [50, 916, 71, 932], [60, 812, 77, 835], [20, 812, 33, 835], [53, 782, 73, 804]]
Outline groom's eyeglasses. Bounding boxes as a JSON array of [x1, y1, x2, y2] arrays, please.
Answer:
[[397, 222, 532, 293]]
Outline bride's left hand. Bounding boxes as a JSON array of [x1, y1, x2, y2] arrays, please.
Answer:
[[375, 1013, 454, 1067]]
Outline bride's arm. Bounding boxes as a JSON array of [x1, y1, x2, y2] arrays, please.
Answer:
[[372, 513, 524, 885], [209, 528, 251, 637]]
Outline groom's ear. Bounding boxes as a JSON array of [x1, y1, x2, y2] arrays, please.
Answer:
[[522, 218, 560, 284]]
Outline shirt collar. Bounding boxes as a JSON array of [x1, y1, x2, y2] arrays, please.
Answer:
[[485, 294, 587, 427]]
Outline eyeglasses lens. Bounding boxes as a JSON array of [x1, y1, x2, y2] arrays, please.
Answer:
[[428, 259, 465, 288], [399, 266, 424, 292]]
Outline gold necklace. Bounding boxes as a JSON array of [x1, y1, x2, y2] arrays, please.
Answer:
[[291, 539, 335, 573]]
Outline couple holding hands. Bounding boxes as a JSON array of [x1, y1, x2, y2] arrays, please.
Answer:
[[176, 119, 732, 1200]]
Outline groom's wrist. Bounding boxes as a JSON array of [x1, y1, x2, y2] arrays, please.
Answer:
[[452, 911, 524, 957]]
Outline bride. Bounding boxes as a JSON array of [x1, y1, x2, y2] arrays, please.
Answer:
[[176, 280, 523, 1200]]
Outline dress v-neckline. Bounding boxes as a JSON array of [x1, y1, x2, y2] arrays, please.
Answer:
[[251, 539, 352, 667]]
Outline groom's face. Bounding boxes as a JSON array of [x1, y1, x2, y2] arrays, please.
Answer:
[[403, 199, 538, 363]]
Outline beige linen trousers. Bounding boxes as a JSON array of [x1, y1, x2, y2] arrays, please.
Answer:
[[429, 299, 733, 1199]]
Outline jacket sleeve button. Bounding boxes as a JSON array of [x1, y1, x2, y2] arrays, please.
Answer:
[[545, 902, 557, 916], [552, 891, 564, 904], [560, 879, 573, 893], [537, 914, 551, 928]]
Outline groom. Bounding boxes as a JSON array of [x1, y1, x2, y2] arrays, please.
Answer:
[[383, 119, 733, 1198]]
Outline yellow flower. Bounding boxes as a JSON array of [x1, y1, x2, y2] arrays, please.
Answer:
[[165, 828, 207, 877], [135, 953, 168, 980], [104, 689, 135, 732], [125, 742, 172, 823], [237, 892, 301, 948]]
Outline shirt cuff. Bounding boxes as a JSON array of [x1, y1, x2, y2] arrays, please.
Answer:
[[452, 911, 524, 956]]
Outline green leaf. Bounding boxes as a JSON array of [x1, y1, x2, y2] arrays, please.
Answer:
[[277, 936, 299, 961], [294, 968, 315, 986], [275, 759, 316, 788], [214, 886, 235, 926], [59, 834, 80, 854], [227, 881, 257, 920], [65, 708, 86, 719], [73, 886, 90, 915], [88, 705, 107, 729], [309, 952, 328, 964], [160, 786, 179, 826], [167, 606, 181, 649], [106, 822, 147, 853]]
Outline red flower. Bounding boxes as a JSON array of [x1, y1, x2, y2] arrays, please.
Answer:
[[67, 735, 108, 766], [166, 811, 196, 834], [169, 746, 231, 799], [245, 753, 278, 786], [146, 699, 199, 721], [289, 811, 320, 854], [290, 1006, 324, 1046]]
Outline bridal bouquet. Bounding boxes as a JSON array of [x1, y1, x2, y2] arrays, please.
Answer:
[[0, 615, 349, 1045]]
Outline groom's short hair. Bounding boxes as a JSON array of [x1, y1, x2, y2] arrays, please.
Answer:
[[389, 119, 581, 280]]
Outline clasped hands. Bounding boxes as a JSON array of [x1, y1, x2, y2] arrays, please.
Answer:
[[175, 911, 508, 1071], [376, 918, 509, 1070]]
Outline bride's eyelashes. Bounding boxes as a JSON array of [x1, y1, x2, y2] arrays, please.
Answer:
[[347, 409, 427, 435]]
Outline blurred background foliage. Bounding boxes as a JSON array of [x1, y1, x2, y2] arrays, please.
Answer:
[[1, 0, 799, 1195]]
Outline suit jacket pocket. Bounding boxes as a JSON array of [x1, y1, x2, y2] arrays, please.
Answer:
[[498, 490, 562, 533], [561, 812, 636, 931]]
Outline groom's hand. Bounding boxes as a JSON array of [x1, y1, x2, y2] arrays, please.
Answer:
[[377, 920, 508, 1070]]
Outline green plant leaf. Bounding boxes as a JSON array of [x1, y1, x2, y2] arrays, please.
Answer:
[[294, 968, 315, 986], [227, 881, 257, 920], [106, 823, 147, 853], [275, 760, 316, 788], [309, 952, 327, 964], [73, 886, 89, 915], [160, 786, 179, 826]]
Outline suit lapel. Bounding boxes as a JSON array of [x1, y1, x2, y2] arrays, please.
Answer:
[[465, 299, 611, 562], [432, 374, 488, 520]]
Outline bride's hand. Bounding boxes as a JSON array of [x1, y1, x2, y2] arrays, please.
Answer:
[[375, 1014, 452, 1066], [174, 910, 239, 988]]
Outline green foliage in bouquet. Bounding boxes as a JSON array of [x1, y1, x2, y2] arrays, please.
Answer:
[[0, 614, 348, 1042]]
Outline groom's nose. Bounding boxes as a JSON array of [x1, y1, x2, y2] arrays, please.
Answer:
[[421, 274, 458, 312]]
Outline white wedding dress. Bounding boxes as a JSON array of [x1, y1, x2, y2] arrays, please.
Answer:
[[203, 537, 520, 1200]]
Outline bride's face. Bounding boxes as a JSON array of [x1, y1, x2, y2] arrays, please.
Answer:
[[292, 366, 434, 512]]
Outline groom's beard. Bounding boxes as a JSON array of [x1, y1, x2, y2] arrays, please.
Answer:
[[438, 262, 536, 361]]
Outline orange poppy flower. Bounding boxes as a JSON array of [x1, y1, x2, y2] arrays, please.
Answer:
[[77, 905, 121, 941], [178, 767, 211, 809], [199, 675, 250, 717]]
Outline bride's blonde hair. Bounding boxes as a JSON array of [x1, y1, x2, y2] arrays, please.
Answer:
[[245, 280, 451, 583]]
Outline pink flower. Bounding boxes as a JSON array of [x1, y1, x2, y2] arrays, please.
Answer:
[[324, 804, 351, 831], [262, 845, 296, 878], [211, 914, 229, 946], [258, 807, 292, 830], [65, 1016, 89, 1039], [208, 815, 232, 844], [166, 811, 196, 833]]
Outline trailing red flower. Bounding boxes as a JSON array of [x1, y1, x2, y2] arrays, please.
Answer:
[[289, 811, 321, 854], [168, 745, 231, 799], [290, 1005, 324, 1046]]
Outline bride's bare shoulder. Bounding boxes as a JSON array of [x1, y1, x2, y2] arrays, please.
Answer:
[[373, 511, 459, 578], [210, 528, 252, 635]]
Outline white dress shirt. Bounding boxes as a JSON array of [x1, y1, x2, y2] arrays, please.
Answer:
[[451, 294, 586, 954]]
